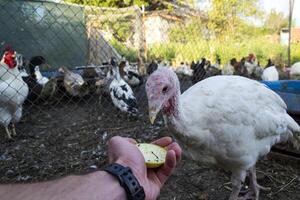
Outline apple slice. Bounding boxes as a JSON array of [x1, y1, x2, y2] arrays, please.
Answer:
[[136, 143, 167, 168]]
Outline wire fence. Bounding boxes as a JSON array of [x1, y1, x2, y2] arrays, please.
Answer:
[[0, 0, 298, 185]]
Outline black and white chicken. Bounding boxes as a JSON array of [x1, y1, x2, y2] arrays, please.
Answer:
[[23, 56, 57, 102], [119, 60, 143, 87], [109, 57, 138, 116], [191, 58, 207, 84]]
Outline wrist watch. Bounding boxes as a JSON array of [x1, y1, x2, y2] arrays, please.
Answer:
[[103, 163, 145, 200]]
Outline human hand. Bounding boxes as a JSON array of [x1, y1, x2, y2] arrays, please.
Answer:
[[107, 136, 182, 200]]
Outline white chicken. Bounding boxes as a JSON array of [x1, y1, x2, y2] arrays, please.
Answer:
[[261, 60, 279, 81], [109, 57, 138, 115], [290, 61, 300, 80], [0, 47, 28, 138], [244, 53, 258, 75], [222, 59, 235, 75], [146, 68, 300, 200], [176, 62, 193, 77]]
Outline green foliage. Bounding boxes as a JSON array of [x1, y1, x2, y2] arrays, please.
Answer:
[[64, 0, 150, 7], [110, 39, 138, 62], [206, 0, 261, 38], [64, 0, 193, 9], [263, 9, 289, 34], [291, 43, 300, 64], [147, 37, 300, 67]]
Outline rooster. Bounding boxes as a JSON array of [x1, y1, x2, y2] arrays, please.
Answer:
[[0, 46, 28, 138]]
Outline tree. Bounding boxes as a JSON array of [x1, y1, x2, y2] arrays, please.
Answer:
[[205, 0, 261, 39], [264, 9, 289, 34], [64, 0, 196, 10]]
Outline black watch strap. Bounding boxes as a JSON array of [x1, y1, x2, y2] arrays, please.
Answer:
[[103, 163, 145, 200]]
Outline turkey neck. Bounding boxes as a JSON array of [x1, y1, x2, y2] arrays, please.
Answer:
[[162, 79, 183, 128]]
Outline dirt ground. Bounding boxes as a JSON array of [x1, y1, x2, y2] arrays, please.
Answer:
[[0, 79, 299, 200]]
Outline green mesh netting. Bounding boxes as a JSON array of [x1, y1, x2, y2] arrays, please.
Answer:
[[0, 0, 88, 69]]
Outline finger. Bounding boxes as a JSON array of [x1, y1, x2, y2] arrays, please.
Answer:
[[156, 150, 176, 185], [166, 142, 182, 162], [108, 136, 122, 146], [126, 138, 137, 144], [152, 137, 172, 147]]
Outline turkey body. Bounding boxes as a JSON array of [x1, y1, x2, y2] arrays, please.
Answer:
[[146, 68, 300, 200]]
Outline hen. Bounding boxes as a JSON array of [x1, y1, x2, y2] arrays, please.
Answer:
[[261, 59, 279, 81], [109, 57, 138, 116], [119, 60, 143, 87], [290, 61, 300, 80], [23, 56, 57, 102], [59, 66, 89, 97], [146, 68, 300, 200], [0, 47, 28, 138]]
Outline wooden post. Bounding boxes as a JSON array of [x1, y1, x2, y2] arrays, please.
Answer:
[[288, 0, 294, 67], [134, 6, 146, 74]]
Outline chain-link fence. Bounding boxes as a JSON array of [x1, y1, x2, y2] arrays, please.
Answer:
[[1, 0, 300, 199]]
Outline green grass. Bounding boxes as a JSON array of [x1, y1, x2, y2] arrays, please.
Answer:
[[111, 37, 300, 67]]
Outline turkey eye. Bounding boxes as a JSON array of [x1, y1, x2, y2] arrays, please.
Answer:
[[162, 86, 168, 93]]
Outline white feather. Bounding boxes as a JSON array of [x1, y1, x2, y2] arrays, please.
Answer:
[[290, 62, 300, 75], [109, 78, 137, 113], [222, 63, 234, 75], [166, 75, 299, 169], [0, 62, 28, 127], [261, 66, 279, 81], [34, 66, 49, 85]]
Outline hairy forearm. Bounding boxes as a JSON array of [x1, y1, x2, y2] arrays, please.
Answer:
[[0, 171, 126, 200]]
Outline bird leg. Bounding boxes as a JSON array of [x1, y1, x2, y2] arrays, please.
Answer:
[[11, 124, 17, 136], [249, 166, 271, 200], [5, 127, 12, 139], [229, 170, 246, 200]]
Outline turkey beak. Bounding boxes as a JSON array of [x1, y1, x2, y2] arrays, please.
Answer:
[[149, 110, 158, 124], [149, 108, 159, 124]]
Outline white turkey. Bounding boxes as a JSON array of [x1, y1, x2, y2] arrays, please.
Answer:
[[109, 57, 138, 116], [0, 46, 29, 139], [290, 61, 300, 80], [261, 59, 279, 81], [146, 68, 300, 200]]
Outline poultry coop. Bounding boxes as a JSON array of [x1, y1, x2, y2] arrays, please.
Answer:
[[1, 0, 300, 200], [0, 0, 162, 182]]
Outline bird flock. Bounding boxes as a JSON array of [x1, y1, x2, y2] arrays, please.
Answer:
[[1, 45, 300, 200], [152, 53, 299, 84], [0, 46, 143, 139]]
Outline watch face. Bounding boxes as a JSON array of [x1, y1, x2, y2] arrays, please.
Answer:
[[136, 143, 167, 168]]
